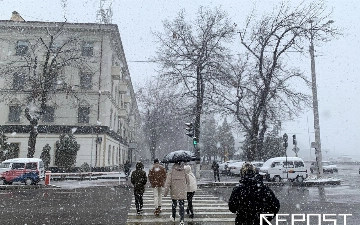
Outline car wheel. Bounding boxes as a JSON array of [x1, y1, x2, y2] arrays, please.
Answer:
[[25, 178, 34, 185], [296, 176, 304, 182], [4, 181, 13, 185], [273, 176, 281, 182]]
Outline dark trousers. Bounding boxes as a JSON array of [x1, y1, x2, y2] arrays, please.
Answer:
[[187, 191, 195, 214], [214, 170, 220, 181], [172, 199, 184, 221], [134, 193, 143, 212]]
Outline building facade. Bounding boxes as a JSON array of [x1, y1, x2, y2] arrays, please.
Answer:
[[0, 13, 140, 169]]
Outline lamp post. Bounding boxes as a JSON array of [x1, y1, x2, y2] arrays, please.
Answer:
[[308, 19, 334, 178]]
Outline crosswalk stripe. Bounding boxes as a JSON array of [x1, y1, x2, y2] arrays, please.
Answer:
[[126, 188, 235, 224]]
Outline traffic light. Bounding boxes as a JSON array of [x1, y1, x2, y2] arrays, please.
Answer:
[[283, 133, 288, 148], [293, 135, 297, 145], [185, 122, 194, 138], [193, 137, 198, 146]]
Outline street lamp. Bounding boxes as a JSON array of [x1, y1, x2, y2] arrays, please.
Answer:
[[308, 19, 333, 178]]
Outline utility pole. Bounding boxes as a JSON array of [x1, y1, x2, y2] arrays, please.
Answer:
[[309, 19, 323, 178]]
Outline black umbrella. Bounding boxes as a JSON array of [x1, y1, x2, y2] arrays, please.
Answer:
[[162, 150, 199, 163]]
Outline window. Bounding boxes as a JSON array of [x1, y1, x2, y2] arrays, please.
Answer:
[[108, 145, 111, 164], [78, 106, 90, 123], [80, 73, 93, 90], [12, 163, 25, 169], [294, 161, 304, 168], [9, 105, 21, 122], [16, 40, 29, 56], [271, 162, 281, 168], [42, 106, 55, 122], [82, 42, 94, 57], [283, 161, 294, 168], [25, 163, 37, 170], [110, 109, 113, 127], [13, 72, 25, 90]]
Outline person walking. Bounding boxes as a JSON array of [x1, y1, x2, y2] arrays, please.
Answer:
[[164, 161, 189, 225], [184, 165, 197, 218], [124, 160, 131, 181], [211, 160, 220, 182], [228, 162, 280, 225], [148, 158, 167, 215], [130, 161, 147, 215]]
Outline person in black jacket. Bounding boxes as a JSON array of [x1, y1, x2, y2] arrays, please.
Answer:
[[228, 162, 280, 225], [211, 161, 220, 182], [131, 161, 147, 214]]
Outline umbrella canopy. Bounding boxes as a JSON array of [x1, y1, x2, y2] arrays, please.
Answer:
[[162, 150, 199, 163]]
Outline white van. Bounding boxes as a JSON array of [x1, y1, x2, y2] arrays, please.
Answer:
[[0, 158, 45, 185], [259, 157, 307, 182]]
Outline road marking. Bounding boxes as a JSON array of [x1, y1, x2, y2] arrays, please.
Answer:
[[127, 189, 235, 224]]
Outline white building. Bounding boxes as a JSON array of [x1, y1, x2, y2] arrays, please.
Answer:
[[0, 12, 140, 169]]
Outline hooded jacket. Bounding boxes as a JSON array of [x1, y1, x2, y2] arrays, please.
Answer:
[[228, 174, 280, 225], [131, 162, 147, 194], [184, 165, 197, 193], [148, 163, 167, 188], [164, 163, 189, 200]]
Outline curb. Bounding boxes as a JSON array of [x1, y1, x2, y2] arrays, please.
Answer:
[[0, 184, 61, 190], [197, 179, 341, 188]]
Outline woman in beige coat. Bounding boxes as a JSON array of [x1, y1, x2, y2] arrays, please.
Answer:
[[164, 161, 189, 225], [184, 165, 197, 218]]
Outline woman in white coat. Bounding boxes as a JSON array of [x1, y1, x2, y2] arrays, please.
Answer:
[[184, 165, 197, 218]]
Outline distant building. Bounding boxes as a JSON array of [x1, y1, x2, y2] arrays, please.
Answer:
[[337, 155, 360, 163], [0, 12, 140, 168]]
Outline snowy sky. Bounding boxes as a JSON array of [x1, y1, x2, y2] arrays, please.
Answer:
[[1, 0, 360, 160]]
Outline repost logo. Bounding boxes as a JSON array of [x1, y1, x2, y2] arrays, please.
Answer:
[[260, 214, 352, 225]]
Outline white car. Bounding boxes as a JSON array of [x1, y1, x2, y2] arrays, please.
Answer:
[[228, 161, 245, 176], [219, 160, 242, 174], [310, 161, 338, 173]]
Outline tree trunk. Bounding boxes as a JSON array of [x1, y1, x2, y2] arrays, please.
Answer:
[[149, 128, 157, 161], [257, 110, 268, 160], [25, 108, 39, 158]]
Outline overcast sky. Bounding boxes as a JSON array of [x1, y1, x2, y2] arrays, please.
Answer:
[[1, 0, 359, 160]]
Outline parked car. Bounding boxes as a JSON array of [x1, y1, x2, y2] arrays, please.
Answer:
[[0, 158, 45, 185], [218, 160, 242, 174], [228, 161, 245, 176], [259, 157, 307, 182], [229, 161, 263, 176], [310, 161, 337, 173], [252, 161, 264, 174]]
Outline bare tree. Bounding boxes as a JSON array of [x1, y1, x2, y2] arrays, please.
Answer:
[[153, 6, 236, 159], [239, 2, 339, 161], [210, 2, 338, 161], [136, 78, 188, 160]]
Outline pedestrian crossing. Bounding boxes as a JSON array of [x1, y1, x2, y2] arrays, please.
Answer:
[[126, 189, 236, 224]]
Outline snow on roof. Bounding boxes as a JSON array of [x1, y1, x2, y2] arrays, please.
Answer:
[[2, 158, 42, 163]]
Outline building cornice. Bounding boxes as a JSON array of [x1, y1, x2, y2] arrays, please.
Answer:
[[0, 125, 128, 145]]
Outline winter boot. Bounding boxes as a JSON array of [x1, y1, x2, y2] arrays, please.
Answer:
[[154, 208, 159, 215]]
